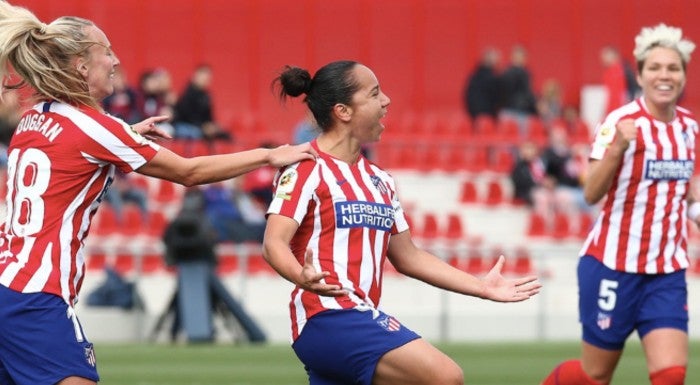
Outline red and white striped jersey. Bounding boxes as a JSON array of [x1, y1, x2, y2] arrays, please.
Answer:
[[580, 97, 698, 274], [0, 101, 159, 305], [267, 141, 409, 340]]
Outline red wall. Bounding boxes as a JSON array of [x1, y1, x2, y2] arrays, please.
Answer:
[[12, 0, 700, 141]]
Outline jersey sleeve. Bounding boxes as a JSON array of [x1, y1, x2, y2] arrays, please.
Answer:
[[66, 105, 160, 173], [383, 172, 410, 234], [267, 160, 319, 224]]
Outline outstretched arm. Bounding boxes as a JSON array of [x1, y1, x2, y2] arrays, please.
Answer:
[[387, 231, 540, 302], [136, 142, 317, 187]]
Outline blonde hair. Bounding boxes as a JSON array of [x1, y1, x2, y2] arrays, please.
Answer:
[[0, 1, 100, 109], [633, 23, 695, 70]]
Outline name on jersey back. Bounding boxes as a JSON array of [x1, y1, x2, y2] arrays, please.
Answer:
[[15, 113, 63, 142]]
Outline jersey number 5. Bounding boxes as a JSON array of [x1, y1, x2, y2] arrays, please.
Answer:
[[598, 278, 619, 311], [5, 148, 51, 237]]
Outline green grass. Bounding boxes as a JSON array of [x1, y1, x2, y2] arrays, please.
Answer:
[[95, 340, 700, 385]]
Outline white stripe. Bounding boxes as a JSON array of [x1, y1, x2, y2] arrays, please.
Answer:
[[50, 103, 155, 169]]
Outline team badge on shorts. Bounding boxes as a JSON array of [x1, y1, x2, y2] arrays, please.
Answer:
[[597, 312, 612, 330], [85, 343, 96, 367], [377, 315, 401, 332]]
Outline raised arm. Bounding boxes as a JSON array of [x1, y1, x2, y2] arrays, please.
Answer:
[[583, 118, 636, 204]]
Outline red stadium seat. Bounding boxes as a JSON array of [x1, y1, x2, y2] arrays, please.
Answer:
[[484, 179, 505, 206], [418, 212, 440, 241], [140, 253, 166, 274], [113, 253, 134, 275], [86, 252, 107, 271], [444, 213, 465, 241], [216, 254, 240, 275], [527, 212, 548, 237], [459, 180, 478, 204], [473, 115, 497, 140], [551, 212, 571, 239]]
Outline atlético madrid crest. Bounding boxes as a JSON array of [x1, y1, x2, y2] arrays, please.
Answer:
[[377, 315, 401, 332]]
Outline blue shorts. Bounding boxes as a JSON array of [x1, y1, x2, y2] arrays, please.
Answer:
[[578, 255, 688, 350], [0, 285, 99, 385], [292, 308, 420, 385]]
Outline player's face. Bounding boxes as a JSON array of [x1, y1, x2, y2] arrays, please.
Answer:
[[638, 46, 686, 114], [81, 25, 120, 102], [348, 65, 390, 143]]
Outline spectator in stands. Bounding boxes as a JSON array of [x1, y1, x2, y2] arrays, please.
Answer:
[[540, 124, 592, 233], [510, 140, 549, 209], [200, 182, 265, 244], [542, 23, 696, 385], [102, 67, 140, 124], [265, 60, 541, 385], [599, 45, 629, 113], [463, 46, 501, 121], [173, 64, 232, 142], [135, 67, 176, 136], [499, 44, 538, 137], [536, 78, 564, 130], [0, 5, 317, 385], [102, 170, 149, 225], [292, 114, 319, 144]]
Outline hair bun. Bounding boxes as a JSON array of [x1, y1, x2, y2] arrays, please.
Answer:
[[279, 66, 312, 97]]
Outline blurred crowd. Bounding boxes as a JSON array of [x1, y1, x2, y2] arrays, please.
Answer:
[[0, 42, 641, 252]]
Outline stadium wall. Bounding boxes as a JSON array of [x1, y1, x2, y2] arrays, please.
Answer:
[[13, 0, 700, 142]]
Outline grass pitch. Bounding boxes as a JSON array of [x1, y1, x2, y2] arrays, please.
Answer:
[[95, 340, 699, 385]]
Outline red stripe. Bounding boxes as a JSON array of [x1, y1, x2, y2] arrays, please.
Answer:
[[322, 154, 363, 308], [615, 123, 644, 270]]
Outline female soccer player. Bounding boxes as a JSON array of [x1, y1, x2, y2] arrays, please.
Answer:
[[0, 2, 316, 384], [263, 61, 542, 385], [542, 24, 696, 385]]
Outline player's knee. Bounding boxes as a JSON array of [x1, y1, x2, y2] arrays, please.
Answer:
[[431, 361, 463, 385], [650, 366, 686, 385]]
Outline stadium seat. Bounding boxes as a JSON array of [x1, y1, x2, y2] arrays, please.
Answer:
[[577, 212, 595, 239], [473, 115, 497, 141], [491, 148, 515, 174], [140, 253, 166, 274], [526, 212, 548, 237], [119, 205, 146, 236], [463, 146, 489, 173], [86, 252, 107, 271], [113, 253, 135, 275], [459, 180, 478, 204], [216, 254, 240, 275], [146, 210, 169, 239], [91, 205, 120, 237], [497, 118, 519, 143], [418, 212, 440, 242], [483, 179, 505, 206], [551, 212, 571, 239], [444, 213, 465, 241], [528, 117, 548, 145]]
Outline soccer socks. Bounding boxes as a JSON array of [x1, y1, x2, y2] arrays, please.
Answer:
[[541, 359, 604, 385], [649, 366, 686, 385]]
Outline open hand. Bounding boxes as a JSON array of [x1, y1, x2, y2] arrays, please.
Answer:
[[296, 248, 347, 297], [480, 255, 541, 302]]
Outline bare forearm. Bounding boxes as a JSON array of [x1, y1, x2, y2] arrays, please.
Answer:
[[262, 240, 303, 285], [392, 250, 485, 298], [138, 148, 271, 186], [583, 150, 624, 204]]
